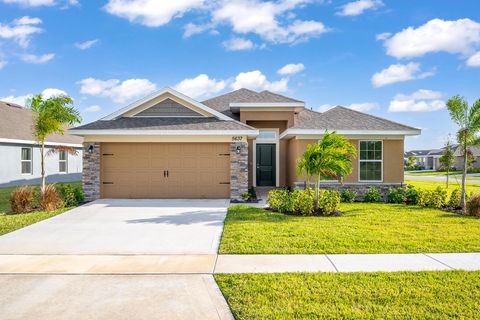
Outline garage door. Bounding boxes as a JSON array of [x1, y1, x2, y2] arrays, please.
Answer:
[[100, 143, 230, 198]]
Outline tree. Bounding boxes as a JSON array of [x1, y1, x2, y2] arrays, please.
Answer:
[[446, 95, 480, 212], [296, 131, 357, 210], [28, 94, 81, 192], [406, 155, 417, 170], [439, 140, 455, 188]]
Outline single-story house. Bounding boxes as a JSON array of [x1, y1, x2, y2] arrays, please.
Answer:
[[69, 87, 420, 200], [404, 149, 442, 170], [454, 146, 480, 169], [0, 101, 83, 187]]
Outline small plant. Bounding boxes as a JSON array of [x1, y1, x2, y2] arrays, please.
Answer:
[[292, 189, 314, 215], [267, 189, 294, 213], [448, 188, 461, 209], [241, 192, 250, 201], [418, 187, 447, 209], [318, 190, 341, 215], [364, 187, 381, 203], [40, 184, 63, 211], [387, 187, 406, 204], [466, 193, 480, 216], [340, 189, 357, 203], [10, 186, 34, 214], [58, 184, 85, 207], [405, 185, 419, 205]]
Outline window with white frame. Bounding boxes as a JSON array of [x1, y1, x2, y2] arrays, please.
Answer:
[[359, 141, 382, 181], [21, 147, 32, 174], [59, 151, 67, 173], [257, 130, 277, 140]]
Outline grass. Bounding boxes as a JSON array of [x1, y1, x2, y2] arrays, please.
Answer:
[[405, 179, 480, 194], [216, 271, 480, 320], [219, 203, 480, 254], [406, 170, 462, 176], [0, 182, 81, 236]]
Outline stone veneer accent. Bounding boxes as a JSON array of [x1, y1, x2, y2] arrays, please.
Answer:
[[83, 142, 101, 201], [230, 142, 248, 200], [294, 182, 404, 202]]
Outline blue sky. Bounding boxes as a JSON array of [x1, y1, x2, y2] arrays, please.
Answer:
[[1, 0, 479, 150]]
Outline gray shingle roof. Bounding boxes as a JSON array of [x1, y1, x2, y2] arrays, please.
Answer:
[[0, 101, 83, 144], [292, 106, 419, 131], [72, 117, 255, 131], [202, 88, 303, 119]]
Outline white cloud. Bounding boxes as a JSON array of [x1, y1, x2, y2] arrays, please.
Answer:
[[212, 0, 329, 44], [371, 62, 434, 87], [78, 77, 157, 103], [466, 51, 480, 67], [183, 22, 214, 38], [337, 0, 383, 16], [388, 89, 445, 112], [75, 39, 99, 50], [0, 16, 43, 48], [316, 102, 379, 113], [85, 105, 101, 113], [42, 88, 67, 98], [231, 70, 288, 92], [0, 88, 68, 106], [174, 74, 226, 99], [277, 63, 304, 75], [222, 37, 255, 51], [1, 0, 55, 6], [375, 32, 390, 41], [383, 18, 480, 59], [0, 59, 7, 69], [20, 53, 55, 64], [104, 0, 205, 27]]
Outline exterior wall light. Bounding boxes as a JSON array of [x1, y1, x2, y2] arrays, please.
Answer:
[[88, 145, 94, 154], [236, 145, 241, 154]]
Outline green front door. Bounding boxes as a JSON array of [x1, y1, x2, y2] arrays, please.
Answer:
[[256, 144, 276, 186]]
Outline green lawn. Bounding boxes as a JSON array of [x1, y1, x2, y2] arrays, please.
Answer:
[[406, 170, 462, 176], [0, 182, 81, 236], [405, 179, 480, 194], [219, 203, 480, 254], [216, 271, 480, 320]]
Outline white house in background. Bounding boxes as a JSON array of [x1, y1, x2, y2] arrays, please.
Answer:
[[0, 101, 83, 187]]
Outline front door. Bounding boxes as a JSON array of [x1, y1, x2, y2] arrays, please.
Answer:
[[256, 144, 276, 186]]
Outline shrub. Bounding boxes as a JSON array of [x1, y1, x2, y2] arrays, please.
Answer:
[[241, 192, 250, 201], [364, 187, 381, 203], [248, 187, 257, 200], [340, 189, 357, 203], [318, 190, 341, 215], [447, 188, 461, 209], [418, 187, 447, 209], [405, 185, 419, 205], [387, 187, 406, 204], [467, 193, 480, 216], [292, 189, 314, 215], [40, 184, 63, 211], [10, 186, 34, 214], [58, 184, 85, 207], [267, 189, 294, 213]]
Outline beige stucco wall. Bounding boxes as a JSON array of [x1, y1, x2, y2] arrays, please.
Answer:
[[287, 138, 405, 185]]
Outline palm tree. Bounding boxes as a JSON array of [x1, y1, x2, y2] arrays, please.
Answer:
[[446, 95, 480, 212], [297, 131, 357, 210], [28, 94, 81, 192]]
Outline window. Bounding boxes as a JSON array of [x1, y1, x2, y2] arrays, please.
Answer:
[[359, 141, 382, 181], [21, 147, 32, 174], [59, 151, 67, 173], [257, 130, 277, 140]]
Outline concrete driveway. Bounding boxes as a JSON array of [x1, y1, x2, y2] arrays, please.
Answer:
[[0, 199, 233, 320], [0, 199, 229, 255]]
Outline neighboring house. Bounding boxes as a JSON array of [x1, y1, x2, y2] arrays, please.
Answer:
[[0, 101, 83, 187], [454, 146, 480, 169], [69, 87, 420, 201], [404, 149, 442, 170]]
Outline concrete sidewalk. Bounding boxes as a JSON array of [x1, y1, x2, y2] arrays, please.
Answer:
[[1, 253, 479, 274]]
